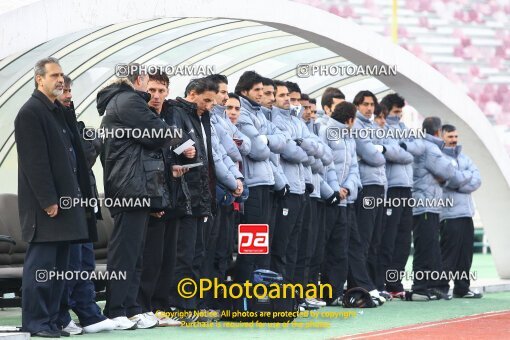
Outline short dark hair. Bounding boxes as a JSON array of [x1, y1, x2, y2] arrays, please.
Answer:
[[185, 77, 219, 96], [234, 71, 264, 95], [380, 93, 405, 111], [374, 104, 388, 119], [148, 71, 169, 88], [300, 93, 310, 101], [273, 80, 288, 93], [331, 101, 357, 124], [321, 87, 345, 110], [126, 63, 145, 84], [261, 77, 274, 87], [63, 75, 73, 88], [423, 117, 442, 135], [205, 74, 228, 86], [309, 98, 316, 105], [34, 57, 61, 88], [442, 124, 457, 133], [353, 90, 378, 107], [285, 81, 301, 94], [228, 92, 240, 102]]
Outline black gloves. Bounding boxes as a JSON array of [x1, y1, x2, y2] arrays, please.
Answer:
[[294, 138, 303, 146], [276, 184, 290, 198], [305, 183, 314, 194], [326, 192, 340, 205], [399, 142, 407, 151]]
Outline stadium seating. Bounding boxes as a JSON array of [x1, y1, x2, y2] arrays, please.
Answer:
[[296, 0, 510, 151]]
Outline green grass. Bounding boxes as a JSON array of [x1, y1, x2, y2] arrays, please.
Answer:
[[1, 254, 508, 339]]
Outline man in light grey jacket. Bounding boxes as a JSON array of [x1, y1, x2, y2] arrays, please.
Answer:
[[439, 124, 482, 299], [352, 91, 392, 290], [378, 94, 425, 299], [233, 71, 287, 282], [409, 117, 471, 301]]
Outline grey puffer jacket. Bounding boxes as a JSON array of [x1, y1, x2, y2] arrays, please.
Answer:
[[236, 97, 286, 187], [412, 134, 472, 215], [439, 145, 481, 221], [352, 112, 387, 187], [383, 115, 423, 188], [272, 106, 310, 194]]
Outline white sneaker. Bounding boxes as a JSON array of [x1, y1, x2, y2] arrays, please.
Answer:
[[63, 320, 83, 335], [83, 318, 116, 333], [369, 289, 386, 306], [144, 312, 159, 324], [157, 317, 182, 327], [129, 313, 158, 329], [309, 298, 327, 307], [111, 316, 137, 330]]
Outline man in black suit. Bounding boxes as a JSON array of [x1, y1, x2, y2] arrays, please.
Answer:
[[15, 57, 98, 338]]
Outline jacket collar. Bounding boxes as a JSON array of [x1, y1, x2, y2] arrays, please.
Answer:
[[32, 89, 60, 112], [272, 106, 291, 117], [176, 97, 198, 112], [260, 105, 272, 120], [424, 133, 445, 149], [442, 145, 462, 158], [210, 104, 225, 117], [356, 111, 372, 124], [386, 115, 401, 126], [239, 95, 260, 113]]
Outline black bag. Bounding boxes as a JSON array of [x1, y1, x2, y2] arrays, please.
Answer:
[[342, 287, 377, 308], [219, 269, 299, 323]]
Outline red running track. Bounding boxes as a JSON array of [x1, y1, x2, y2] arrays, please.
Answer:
[[336, 310, 510, 339]]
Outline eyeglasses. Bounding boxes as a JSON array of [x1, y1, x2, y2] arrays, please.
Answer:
[[226, 105, 241, 111]]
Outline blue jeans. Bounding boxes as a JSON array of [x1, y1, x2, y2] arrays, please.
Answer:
[[58, 243, 106, 327]]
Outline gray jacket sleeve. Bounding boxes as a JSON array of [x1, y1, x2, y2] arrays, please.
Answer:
[[425, 149, 471, 188], [299, 121, 318, 156], [457, 155, 481, 193], [231, 125, 252, 156], [237, 114, 270, 161], [354, 136, 386, 166], [271, 156, 288, 190], [265, 118, 287, 154], [383, 141, 414, 164], [216, 122, 242, 162], [212, 146, 238, 191], [325, 163, 340, 192]]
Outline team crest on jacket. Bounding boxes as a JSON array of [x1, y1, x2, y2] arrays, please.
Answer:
[[282, 208, 289, 216]]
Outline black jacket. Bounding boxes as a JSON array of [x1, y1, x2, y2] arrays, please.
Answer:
[[66, 102, 103, 220], [97, 79, 182, 215], [14, 90, 97, 243], [164, 98, 216, 217]]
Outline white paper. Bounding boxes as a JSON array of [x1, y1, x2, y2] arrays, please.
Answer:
[[173, 139, 195, 155]]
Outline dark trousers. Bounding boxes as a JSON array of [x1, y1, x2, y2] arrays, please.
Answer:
[[321, 205, 349, 300], [168, 216, 204, 310], [215, 205, 236, 281], [235, 185, 273, 282], [295, 196, 319, 286], [137, 216, 178, 313], [58, 243, 105, 328], [309, 201, 326, 285], [22, 242, 70, 334], [378, 187, 413, 292], [356, 185, 385, 287], [440, 217, 475, 295], [412, 212, 443, 292], [104, 209, 150, 318], [270, 193, 304, 281], [347, 204, 376, 292]]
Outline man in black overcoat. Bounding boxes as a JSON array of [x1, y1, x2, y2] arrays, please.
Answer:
[[15, 57, 97, 338]]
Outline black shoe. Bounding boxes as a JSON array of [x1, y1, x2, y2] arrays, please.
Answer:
[[453, 290, 483, 299], [405, 290, 431, 301], [31, 330, 61, 338], [60, 330, 70, 337], [429, 288, 452, 300]]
